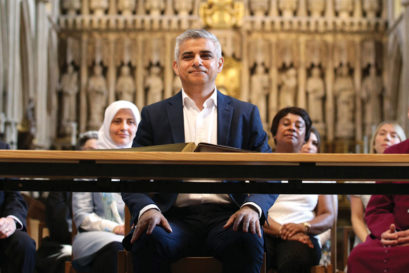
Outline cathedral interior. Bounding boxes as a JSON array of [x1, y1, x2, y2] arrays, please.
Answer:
[[1, 0, 408, 152], [1, 1, 409, 270]]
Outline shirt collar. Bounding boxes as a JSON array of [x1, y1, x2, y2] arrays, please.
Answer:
[[182, 88, 218, 109]]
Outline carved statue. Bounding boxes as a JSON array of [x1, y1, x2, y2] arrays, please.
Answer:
[[307, 0, 325, 17], [250, 65, 270, 126], [60, 64, 78, 134], [145, 0, 165, 16], [361, 66, 383, 135], [334, 66, 355, 138], [115, 65, 135, 102], [87, 64, 107, 130], [250, 0, 269, 16], [90, 0, 108, 16], [174, 0, 193, 16], [145, 66, 163, 105], [363, 0, 380, 18], [279, 68, 297, 110], [118, 0, 136, 16], [62, 0, 81, 16], [278, 0, 298, 17], [306, 67, 325, 124], [250, 0, 269, 29], [335, 0, 354, 18]]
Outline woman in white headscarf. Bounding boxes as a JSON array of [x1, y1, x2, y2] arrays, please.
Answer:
[[72, 100, 140, 273]]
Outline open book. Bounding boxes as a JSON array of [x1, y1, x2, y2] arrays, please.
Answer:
[[121, 142, 251, 153]]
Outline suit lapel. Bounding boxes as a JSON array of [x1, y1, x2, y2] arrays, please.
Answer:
[[167, 92, 185, 143], [217, 91, 233, 146]]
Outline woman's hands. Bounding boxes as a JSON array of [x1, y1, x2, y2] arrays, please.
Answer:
[[280, 223, 305, 239], [280, 223, 313, 248], [113, 224, 125, 235]]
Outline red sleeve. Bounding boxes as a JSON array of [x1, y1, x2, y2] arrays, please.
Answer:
[[365, 194, 395, 238]]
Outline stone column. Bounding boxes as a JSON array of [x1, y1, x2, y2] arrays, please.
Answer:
[[0, 0, 6, 121], [401, 0, 409, 132], [269, 37, 278, 122], [107, 35, 116, 103], [4, 0, 21, 148], [325, 36, 335, 141], [164, 34, 173, 99], [297, 36, 306, 108], [241, 30, 249, 102], [136, 35, 144, 109], [35, 0, 50, 148], [354, 38, 362, 142], [79, 34, 89, 133]]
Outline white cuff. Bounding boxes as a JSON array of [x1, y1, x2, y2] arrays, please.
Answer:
[[241, 202, 262, 218], [7, 215, 23, 230], [138, 204, 160, 221]]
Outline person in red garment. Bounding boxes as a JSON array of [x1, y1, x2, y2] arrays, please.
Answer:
[[347, 109, 409, 273]]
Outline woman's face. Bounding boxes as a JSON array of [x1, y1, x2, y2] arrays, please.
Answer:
[[109, 108, 137, 147], [301, 132, 319, 154], [274, 113, 306, 152], [374, 123, 401, 154]]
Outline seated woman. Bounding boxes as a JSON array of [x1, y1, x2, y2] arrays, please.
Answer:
[[72, 100, 140, 273], [350, 122, 406, 246], [347, 122, 408, 273], [264, 107, 334, 273], [347, 137, 409, 272]]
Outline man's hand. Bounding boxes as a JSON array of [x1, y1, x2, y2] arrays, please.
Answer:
[[381, 224, 398, 246], [0, 217, 16, 239], [280, 223, 305, 240], [130, 209, 172, 243], [113, 224, 125, 235], [223, 205, 261, 238]]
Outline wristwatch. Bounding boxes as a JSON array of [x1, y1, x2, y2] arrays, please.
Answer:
[[303, 222, 311, 233]]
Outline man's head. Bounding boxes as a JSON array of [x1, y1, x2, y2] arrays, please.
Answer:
[[174, 29, 222, 61], [172, 29, 224, 90]]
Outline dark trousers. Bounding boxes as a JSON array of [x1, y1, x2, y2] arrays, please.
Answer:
[[264, 234, 321, 273], [91, 241, 124, 273], [130, 203, 264, 273], [0, 230, 36, 273]]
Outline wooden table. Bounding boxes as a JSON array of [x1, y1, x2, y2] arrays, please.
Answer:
[[0, 150, 408, 193]]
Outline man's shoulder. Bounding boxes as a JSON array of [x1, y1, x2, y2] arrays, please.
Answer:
[[143, 92, 181, 111], [218, 91, 256, 110]]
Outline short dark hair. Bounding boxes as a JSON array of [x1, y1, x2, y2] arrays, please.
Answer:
[[270, 106, 312, 142]]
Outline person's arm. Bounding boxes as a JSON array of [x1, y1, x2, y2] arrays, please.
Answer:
[[263, 216, 314, 248], [350, 195, 369, 242], [263, 217, 283, 236], [280, 195, 334, 238], [365, 194, 395, 239], [248, 105, 272, 153], [72, 192, 123, 234]]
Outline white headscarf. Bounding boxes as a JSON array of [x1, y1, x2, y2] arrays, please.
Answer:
[[97, 100, 141, 149]]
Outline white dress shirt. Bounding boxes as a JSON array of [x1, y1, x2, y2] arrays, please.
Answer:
[[139, 89, 261, 218]]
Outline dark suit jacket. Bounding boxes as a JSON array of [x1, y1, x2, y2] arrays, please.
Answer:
[[0, 141, 28, 229], [123, 91, 276, 225]]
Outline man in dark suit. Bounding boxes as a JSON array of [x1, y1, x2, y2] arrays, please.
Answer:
[[0, 141, 36, 273], [122, 29, 277, 273]]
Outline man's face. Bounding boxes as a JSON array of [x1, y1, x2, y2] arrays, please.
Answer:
[[172, 38, 223, 88]]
